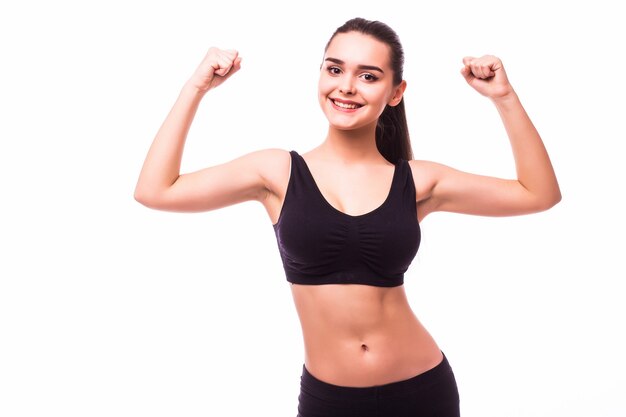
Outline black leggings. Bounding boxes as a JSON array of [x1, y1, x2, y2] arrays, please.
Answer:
[[296, 352, 460, 417]]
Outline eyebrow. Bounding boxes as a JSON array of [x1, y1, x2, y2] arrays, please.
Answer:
[[324, 57, 385, 73]]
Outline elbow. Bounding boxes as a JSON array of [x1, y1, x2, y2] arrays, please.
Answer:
[[134, 186, 160, 209], [548, 183, 563, 208], [536, 188, 562, 212], [133, 188, 150, 207], [134, 186, 179, 211], [552, 189, 563, 207]]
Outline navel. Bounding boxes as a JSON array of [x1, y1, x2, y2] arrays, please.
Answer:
[[361, 343, 369, 352]]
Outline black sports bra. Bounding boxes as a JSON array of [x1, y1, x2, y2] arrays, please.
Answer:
[[272, 150, 420, 287]]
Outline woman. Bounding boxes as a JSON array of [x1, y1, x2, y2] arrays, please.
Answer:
[[134, 17, 560, 417]]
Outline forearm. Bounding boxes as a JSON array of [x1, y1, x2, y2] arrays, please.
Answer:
[[134, 82, 206, 200], [493, 91, 561, 207]]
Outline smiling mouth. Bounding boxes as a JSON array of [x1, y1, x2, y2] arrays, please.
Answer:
[[331, 99, 363, 109]]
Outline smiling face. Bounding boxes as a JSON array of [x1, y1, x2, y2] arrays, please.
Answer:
[[318, 31, 405, 132]]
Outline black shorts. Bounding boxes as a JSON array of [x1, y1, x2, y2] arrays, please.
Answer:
[[296, 352, 460, 417]]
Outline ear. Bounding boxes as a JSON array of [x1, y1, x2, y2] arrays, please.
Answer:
[[388, 80, 407, 107]]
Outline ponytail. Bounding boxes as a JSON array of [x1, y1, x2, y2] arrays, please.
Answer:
[[376, 100, 413, 164]]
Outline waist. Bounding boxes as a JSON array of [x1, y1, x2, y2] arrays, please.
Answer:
[[290, 283, 410, 332], [289, 283, 442, 386]]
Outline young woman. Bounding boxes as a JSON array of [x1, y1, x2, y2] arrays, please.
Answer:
[[134, 17, 560, 417]]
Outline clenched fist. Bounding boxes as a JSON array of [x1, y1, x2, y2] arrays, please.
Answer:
[[188, 47, 242, 92], [460, 55, 514, 100]]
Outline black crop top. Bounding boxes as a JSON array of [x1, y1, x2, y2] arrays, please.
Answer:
[[272, 150, 420, 287]]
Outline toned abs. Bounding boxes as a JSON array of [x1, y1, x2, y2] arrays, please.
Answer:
[[290, 283, 443, 387]]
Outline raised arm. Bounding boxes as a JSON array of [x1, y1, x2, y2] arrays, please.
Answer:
[[134, 47, 276, 212], [416, 55, 561, 218]]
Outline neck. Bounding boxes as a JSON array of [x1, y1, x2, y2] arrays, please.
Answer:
[[318, 122, 385, 165]]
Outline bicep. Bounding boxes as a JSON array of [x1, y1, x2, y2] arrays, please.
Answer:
[[140, 149, 281, 212], [417, 161, 545, 217]]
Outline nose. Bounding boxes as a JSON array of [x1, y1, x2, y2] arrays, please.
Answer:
[[339, 76, 356, 95]]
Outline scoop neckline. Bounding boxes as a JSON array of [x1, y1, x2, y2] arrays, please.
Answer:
[[293, 150, 399, 219]]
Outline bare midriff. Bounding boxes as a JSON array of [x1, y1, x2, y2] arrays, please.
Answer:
[[290, 283, 443, 387]]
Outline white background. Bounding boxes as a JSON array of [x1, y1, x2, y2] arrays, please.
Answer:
[[1, 1, 625, 416]]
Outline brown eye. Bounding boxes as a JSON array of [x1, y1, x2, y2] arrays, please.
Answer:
[[361, 73, 379, 82], [327, 66, 341, 75]]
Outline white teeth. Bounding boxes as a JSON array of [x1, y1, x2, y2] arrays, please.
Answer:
[[333, 100, 360, 109]]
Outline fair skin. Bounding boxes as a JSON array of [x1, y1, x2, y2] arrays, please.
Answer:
[[134, 31, 560, 386]]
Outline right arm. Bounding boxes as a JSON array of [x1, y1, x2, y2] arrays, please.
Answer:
[[134, 47, 274, 212]]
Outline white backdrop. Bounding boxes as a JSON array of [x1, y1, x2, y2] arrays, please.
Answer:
[[1, 1, 624, 416]]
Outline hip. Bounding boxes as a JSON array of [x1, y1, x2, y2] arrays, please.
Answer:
[[297, 351, 460, 417]]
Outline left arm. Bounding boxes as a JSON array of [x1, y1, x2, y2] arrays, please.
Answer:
[[416, 55, 561, 218]]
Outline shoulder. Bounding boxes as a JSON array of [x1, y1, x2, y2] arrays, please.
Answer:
[[408, 159, 456, 219], [235, 147, 290, 169], [249, 147, 291, 165], [217, 147, 291, 197], [407, 159, 445, 202], [249, 148, 292, 195]]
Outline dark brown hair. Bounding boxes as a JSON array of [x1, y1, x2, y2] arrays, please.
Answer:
[[325, 17, 414, 164]]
